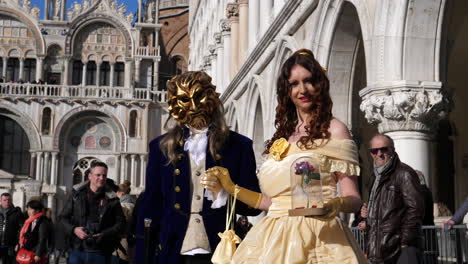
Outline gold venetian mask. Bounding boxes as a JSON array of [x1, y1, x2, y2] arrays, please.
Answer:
[[167, 71, 220, 129]]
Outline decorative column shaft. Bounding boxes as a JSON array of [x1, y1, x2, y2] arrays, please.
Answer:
[[115, 155, 121, 184], [153, 58, 159, 92], [120, 154, 127, 183], [238, 0, 249, 65], [214, 33, 223, 88], [109, 63, 115, 87], [259, 0, 273, 36], [360, 82, 448, 189], [227, 3, 239, 78], [19, 58, 25, 81], [220, 19, 231, 92], [82, 62, 87, 86], [62, 56, 71, 85], [2, 57, 7, 78], [36, 57, 44, 82], [208, 46, 217, 85], [135, 59, 141, 88], [130, 154, 136, 186], [43, 152, 50, 183], [30, 152, 37, 179], [50, 152, 58, 185], [95, 62, 101, 87], [36, 152, 43, 181], [124, 59, 132, 88], [248, 0, 259, 53], [140, 154, 146, 187]]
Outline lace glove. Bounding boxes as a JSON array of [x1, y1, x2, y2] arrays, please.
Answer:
[[205, 166, 262, 209], [316, 197, 355, 220]]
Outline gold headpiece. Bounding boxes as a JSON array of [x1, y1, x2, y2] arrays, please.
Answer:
[[298, 51, 310, 56]]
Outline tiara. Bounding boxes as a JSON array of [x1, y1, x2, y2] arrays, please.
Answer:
[[297, 51, 310, 55]]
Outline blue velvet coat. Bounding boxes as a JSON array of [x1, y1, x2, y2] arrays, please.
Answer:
[[135, 130, 261, 264]]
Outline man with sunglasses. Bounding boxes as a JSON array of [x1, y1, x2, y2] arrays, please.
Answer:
[[365, 134, 425, 264]]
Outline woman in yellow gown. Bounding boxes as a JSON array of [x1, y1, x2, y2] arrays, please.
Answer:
[[203, 49, 367, 263]]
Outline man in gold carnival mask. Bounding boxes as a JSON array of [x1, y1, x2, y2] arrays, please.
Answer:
[[135, 71, 261, 264]]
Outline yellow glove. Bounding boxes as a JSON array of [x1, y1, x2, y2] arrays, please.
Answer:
[[316, 197, 355, 220], [200, 173, 223, 199], [205, 166, 262, 209]]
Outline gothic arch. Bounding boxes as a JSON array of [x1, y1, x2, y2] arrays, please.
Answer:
[[311, 0, 371, 71], [0, 8, 45, 55], [65, 15, 133, 57], [0, 104, 41, 150], [245, 75, 265, 138], [53, 106, 126, 151]]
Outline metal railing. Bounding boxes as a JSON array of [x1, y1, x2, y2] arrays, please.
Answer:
[[0, 83, 167, 103], [350, 225, 468, 263]]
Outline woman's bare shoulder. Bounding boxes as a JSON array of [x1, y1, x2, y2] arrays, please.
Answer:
[[328, 119, 352, 140]]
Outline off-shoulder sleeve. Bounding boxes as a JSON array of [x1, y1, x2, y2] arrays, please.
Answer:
[[313, 139, 361, 176]]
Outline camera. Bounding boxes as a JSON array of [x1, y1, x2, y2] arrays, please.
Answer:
[[83, 222, 100, 250]]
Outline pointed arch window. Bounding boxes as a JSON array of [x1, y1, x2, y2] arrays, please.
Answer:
[[41, 107, 52, 135]]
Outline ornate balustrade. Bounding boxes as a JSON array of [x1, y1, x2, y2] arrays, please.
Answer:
[[136, 46, 160, 57], [0, 83, 167, 104]]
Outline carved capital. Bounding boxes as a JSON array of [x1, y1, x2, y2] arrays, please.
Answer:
[[360, 86, 449, 133], [208, 45, 216, 55], [203, 55, 211, 68], [220, 19, 231, 33], [214, 32, 222, 44], [226, 3, 239, 19]]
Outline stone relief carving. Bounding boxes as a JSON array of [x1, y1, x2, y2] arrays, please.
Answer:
[[226, 3, 239, 19], [214, 32, 222, 44], [31, 7, 40, 18], [220, 19, 231, 33], [67, 0, 131, 23], [360, 89, 448, 133], [53, 0, 61, 19]]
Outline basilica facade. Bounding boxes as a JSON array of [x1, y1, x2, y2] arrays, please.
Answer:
[[189, 0, 468, 214], [0, 0, 181, 214]]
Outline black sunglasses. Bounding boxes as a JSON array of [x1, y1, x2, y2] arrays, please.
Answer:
[[369, 147, 392, 155]]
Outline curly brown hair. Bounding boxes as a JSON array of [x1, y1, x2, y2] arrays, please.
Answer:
[[264, 49, 333, 154]]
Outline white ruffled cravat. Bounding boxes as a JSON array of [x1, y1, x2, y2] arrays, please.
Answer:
[[184, 126, 227, 209]]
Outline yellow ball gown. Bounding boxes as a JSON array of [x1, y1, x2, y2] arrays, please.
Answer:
[[232, 139, 367, 264]]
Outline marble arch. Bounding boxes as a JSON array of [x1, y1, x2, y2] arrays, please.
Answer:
[[53, 106, 126, 152]]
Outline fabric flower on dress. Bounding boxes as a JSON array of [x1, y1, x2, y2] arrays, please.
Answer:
[[269, 138, 290, 161]]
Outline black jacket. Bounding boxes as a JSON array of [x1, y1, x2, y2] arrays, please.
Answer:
[[0, 206, 25, 247], [58, 182, 126, 254], [365, 154, 425, 263], [23, 215, 52, 257]]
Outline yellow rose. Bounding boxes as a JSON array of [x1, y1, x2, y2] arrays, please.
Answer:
[[269, 138, 290, 161]]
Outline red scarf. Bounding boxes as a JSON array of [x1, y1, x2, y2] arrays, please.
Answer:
[[19, 212, 43, 247]]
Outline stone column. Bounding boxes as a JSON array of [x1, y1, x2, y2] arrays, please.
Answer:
[[50, 152, 58, 185], [35, 152, 43, 181], [109, 62, 115, 87], [61, 56, 71, 85], [135, 58, 141, 88], [36, 56, 44, 82], [120, 154, 127, 183], [82, 62, 87, 86], [214, 33, 223, 89], [227, 3, 239, 78], [43, 152, 50, 183], [259, 0, 273, 36], [138, 0, 142, 23], [130, 154, 136, 186], [2, 57, 7, 78], [360, 83, 448, 190], [18, 58, 25, 81], [238, 0, 249, 65], [220, 19, 231, 91], [124, 58, 132, 88], [248, 0, 259, 53], [44, 0, 50, 20], [208, 45, 217, 85], [95, 61, 101, 87], [30, 152, 37, 179], [115, 155, 121, 184], [140, 154, 146, 187], [47, 193, 55, 214], [152, 58, 159, 92]]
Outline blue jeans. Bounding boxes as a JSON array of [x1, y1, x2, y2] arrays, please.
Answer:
[[69, 249, 112, 264]]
